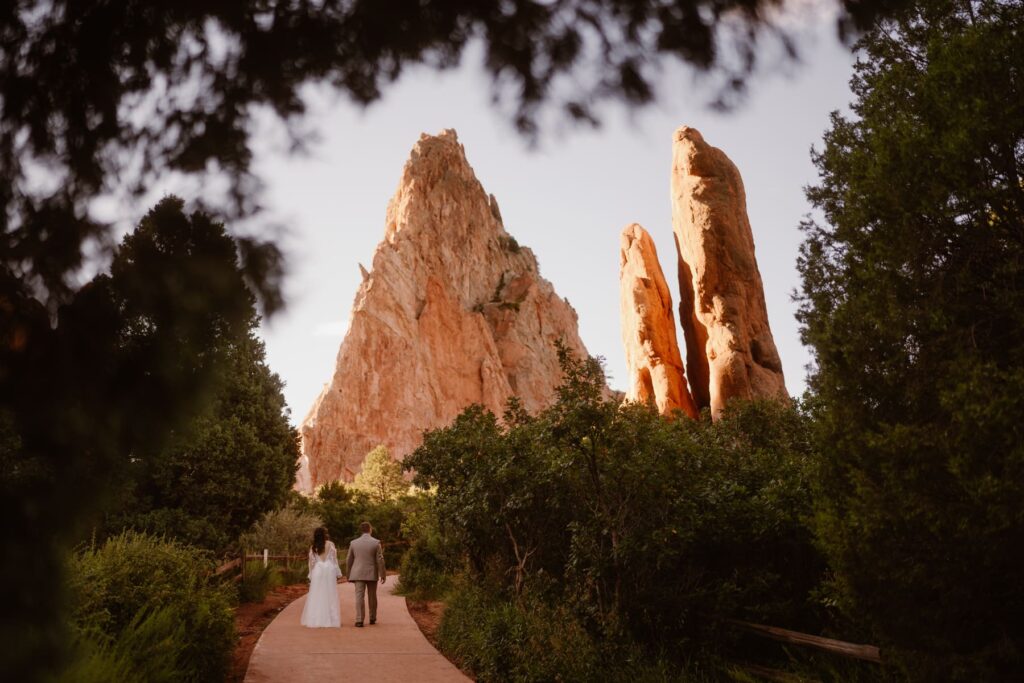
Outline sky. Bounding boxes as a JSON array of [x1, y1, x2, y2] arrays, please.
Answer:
[[249, 10, 858, 425]]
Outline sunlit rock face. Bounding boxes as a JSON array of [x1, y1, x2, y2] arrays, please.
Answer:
[[619, 223, 698, 418], [297, 130, 590, 492], [671, 126, 787, 418]]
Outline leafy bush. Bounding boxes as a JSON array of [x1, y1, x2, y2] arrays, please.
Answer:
[[403, 348, 819, 667], [438, 583, 716, 682], [396, 494, 456, 599], [239, 505, 322, 556], [438, 583, 602, 682], [277, 560, 314, 585], [67, 531, 235, 682], [406, 346, 822, 654], [313, 481, 372, 543]]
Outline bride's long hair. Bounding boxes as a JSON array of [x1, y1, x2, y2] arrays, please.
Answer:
[[312, 527, 327, 555]]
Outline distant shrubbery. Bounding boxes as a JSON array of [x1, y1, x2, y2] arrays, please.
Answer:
[[64, 531, 235, 682], [352, 445, 408, 503], [287, 451, 426, 570], [404, 345, 822, 676], [240, 505, 323, 557]]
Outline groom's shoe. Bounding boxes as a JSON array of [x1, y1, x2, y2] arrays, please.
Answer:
[[369, 618, 376, 625], [355, 622, 364, 627]]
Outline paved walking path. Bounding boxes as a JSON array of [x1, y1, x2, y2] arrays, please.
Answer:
[[244, 577, 469, 683]]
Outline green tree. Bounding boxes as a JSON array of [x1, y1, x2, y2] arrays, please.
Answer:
[[97, 198, 298, 551], [1, 197, 273, 677], [353, 445, 407, 504], [797, 1, 1024, 677], [314, 481, 369, 542]]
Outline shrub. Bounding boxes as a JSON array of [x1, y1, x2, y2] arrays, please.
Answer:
[[277, 558, 314, 585], [59, 606, 184, 683], [67, 531, 235, 682], [438, 583, 711, 682], [239, 505, 322, 556], [238, 561, 283, 603], [396, 494, 456, 599], [407, 346, 823, 660], [438, 584, 602, 682]]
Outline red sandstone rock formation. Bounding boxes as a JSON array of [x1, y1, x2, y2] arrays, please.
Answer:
[[671, 126, 787, 418], [619, 223, 698, 418], [297, 130, 590, 492]]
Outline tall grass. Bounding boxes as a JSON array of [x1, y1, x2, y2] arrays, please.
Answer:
[[238, 561, 282, 603], [59, 606, 184, 683]]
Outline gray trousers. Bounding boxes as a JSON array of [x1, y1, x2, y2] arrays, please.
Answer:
[[353, 580, 378, 623]]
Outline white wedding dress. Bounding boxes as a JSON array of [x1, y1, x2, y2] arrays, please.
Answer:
[[300, 540, 342, 628]]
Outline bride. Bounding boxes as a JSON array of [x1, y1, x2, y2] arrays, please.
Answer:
[[300, 527, 343, 628]]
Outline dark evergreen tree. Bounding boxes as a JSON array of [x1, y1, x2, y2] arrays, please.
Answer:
[[798, 1, 1024, 677], [101, 197, 298, 551], [0, 197, 295, 677], [107, 335, 298, 553]]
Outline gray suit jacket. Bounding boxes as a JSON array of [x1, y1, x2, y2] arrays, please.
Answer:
[[346, 533, 385, 581]]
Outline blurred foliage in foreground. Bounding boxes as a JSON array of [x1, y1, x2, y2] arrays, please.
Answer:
[[1, 198, 295, 678]]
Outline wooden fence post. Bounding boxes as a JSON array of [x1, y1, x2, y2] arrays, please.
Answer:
[[263, 548, 268, 568]]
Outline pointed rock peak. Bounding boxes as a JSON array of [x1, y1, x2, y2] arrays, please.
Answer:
[[297, 131, 592, 491], [401, 128, 474, 184], [671, 126, 787, 419], [619, 223, 698, 419], [673, 125, 704, 144]]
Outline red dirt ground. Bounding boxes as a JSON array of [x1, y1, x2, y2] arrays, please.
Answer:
[[405, 598, 446, 649]]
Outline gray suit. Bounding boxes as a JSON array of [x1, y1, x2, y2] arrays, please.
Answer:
[[346, 533, 386, 624]]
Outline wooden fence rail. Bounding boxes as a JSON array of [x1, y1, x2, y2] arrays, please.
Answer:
[[727, 619, 883, 664], [213, 540, 410, 579], [213, 552, 306, 583]]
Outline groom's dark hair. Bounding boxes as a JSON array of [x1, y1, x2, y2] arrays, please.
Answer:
[[359, 521, 372, 533]]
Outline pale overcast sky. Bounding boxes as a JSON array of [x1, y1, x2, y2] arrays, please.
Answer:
[[248, 10, 856, 424]]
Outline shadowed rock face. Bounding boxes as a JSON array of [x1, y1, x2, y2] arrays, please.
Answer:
[[296, 130, 590, 492], [671, 126, 787, 418], [619, 223, 698, 418]]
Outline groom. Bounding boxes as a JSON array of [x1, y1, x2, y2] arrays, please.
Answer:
[[346, 521, 386, 627]]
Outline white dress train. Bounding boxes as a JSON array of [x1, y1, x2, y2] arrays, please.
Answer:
[[300, 540, 342, 628]]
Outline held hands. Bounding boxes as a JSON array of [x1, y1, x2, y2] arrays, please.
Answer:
[[380, 575, 386, 585]]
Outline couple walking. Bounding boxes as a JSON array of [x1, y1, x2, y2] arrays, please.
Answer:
[[300, 521, 386, 628]]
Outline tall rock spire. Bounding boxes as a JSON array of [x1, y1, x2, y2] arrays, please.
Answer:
[[671, 126, 787, 418], [297, 130, 591, 492], [619, 223, 698, 418]]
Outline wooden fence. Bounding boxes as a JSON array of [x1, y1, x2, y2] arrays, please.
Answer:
[[213, 552, 307, 583], [213, 541, 409, 583], [727, 619, 882, 664]]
